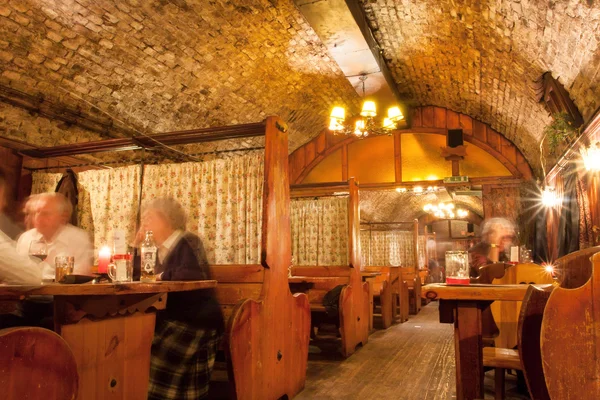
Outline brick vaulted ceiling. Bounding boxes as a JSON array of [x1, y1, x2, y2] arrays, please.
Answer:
[[361, 0, 600, 170], [0, 0, 359, 159], [0, 0, 599, 169]]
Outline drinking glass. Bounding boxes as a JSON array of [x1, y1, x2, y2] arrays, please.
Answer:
[[55, 256, 74, 283], [108, 253, 133, 283], [29, 239, 47, 261]]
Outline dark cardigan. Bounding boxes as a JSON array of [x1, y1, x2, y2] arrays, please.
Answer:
[[136, 232, 224, 331]]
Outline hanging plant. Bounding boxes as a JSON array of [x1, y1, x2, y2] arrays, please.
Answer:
[[544, 112, 581, 155]]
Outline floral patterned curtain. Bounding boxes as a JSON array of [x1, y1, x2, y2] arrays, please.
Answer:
[[290, 196, 348, 266], [77, 165, 141, 251], [360, 230, 371, 266], [31, 172, 62, 195], [418, 235, 427, 268], [30, 153, 264, 264], [142, 154, 263, 264], [363, 230, 415, 267]]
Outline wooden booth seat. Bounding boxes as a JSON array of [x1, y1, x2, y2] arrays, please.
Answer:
[[289, 265, 370, 358], [209, 264, 265, 323], [399, 267, 422, 314], [363, 266, 409, 326]]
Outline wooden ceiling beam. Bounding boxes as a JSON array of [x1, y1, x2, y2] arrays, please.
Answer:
[[19, 121, 267, 158]]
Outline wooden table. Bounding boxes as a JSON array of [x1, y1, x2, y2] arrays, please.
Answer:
[[422, 283, 553, 400], [0, 280, 217, 400]]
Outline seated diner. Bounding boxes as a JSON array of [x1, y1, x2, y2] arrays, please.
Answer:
[[0, 2, 600, 399]]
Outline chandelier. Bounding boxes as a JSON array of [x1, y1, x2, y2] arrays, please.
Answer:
[[328, 75, 404, 138], [423, 202, 469, 219]]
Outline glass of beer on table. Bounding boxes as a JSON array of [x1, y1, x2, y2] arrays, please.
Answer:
[[55, 256, 74, 283]]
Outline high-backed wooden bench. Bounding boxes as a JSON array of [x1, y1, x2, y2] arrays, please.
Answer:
[[208, 117, 311, 400], [363, 266, 409, 326], [399, 267, 422, 314], [289, 265, 369, 357], [288, 179, 369, 358]]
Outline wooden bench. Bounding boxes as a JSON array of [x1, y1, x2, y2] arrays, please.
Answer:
[[207, 117, 311, 400], [399, 267, 422, 314], [290, 265, 369, 357], [364, 266, 409, 326]]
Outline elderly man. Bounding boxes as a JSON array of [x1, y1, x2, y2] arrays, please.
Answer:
[[0, 169, 44, 285], [17, 192, 93, 277], [139, 197, 223, 400]]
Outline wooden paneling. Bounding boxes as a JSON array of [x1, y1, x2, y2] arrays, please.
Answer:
[[288, 106, 533, 184]]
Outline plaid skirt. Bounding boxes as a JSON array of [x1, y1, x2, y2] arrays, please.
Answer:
[[148, 319, 219, 400]]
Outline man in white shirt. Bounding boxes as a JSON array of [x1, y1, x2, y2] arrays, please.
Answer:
[[16, 193, 93, 277], [0, 229, 45, 284], [0, 168, 44, 284]]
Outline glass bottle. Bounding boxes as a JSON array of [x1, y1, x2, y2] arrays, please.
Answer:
[[140, 231, 157, 282]]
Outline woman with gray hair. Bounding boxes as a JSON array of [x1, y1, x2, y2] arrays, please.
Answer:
[[468, 217, 516, 277], [137, 197, 223, 400]]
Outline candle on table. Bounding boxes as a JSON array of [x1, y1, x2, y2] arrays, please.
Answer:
[[98, 246, 112, 274]]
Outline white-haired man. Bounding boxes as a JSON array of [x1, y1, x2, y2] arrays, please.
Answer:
[[17, 192, 93, 277]]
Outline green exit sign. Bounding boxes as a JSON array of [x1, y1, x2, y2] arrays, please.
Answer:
[[443, 176, 469, 183]]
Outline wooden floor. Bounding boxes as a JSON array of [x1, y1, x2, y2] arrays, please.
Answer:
[[295, 302, 530, 400]]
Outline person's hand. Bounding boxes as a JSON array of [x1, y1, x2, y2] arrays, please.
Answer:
[[156, 272, 163, 281]]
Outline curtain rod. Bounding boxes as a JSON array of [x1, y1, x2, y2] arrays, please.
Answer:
[[23, 146, 265, 171]]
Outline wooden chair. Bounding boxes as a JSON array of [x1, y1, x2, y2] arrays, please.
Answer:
[[475, 262, 554, 348], [541, 250, 600, 399], [483, 284, 553, 400], [0, 327, 79, 400]]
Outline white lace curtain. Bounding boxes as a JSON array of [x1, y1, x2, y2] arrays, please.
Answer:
[[290, 196, 348, 266], [31, 153, 264, 264], [360, 230, 416, 267]]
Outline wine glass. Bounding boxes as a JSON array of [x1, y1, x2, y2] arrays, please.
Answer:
[[29, 239, 48, 261]]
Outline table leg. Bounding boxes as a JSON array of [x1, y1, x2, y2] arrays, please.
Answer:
[[454, 301, 484, 400]]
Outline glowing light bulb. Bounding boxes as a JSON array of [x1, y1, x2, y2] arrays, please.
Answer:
[[541, 187, 559, 207], [360, 101, 376, 117], [387, 106, 404, 121], [413, 186, 423, 194]]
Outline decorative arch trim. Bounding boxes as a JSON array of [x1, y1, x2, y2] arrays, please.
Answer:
[[289, 106, 534, 184]]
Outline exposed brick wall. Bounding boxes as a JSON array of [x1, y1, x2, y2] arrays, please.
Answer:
[[0, 0, 360, 153], [361, 0, 600, 170]]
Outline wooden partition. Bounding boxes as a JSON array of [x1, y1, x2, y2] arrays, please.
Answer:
[[221, 117, 311, 400], [290, 178, 370, 357]]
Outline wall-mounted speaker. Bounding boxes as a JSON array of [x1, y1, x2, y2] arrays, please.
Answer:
[[447, 129, 464, 148], [467, 223, 474, 233]]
